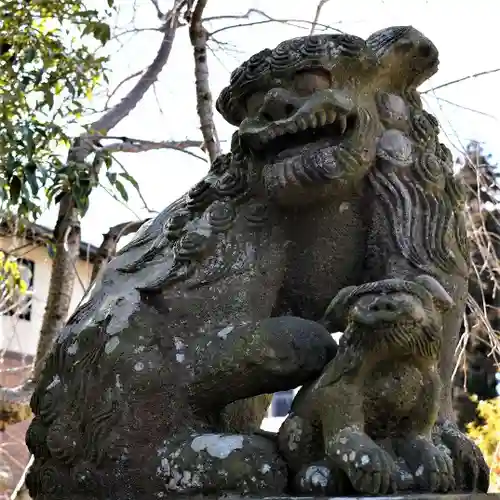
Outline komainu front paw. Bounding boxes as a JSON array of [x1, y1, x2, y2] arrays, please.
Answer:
[[395, 435, 454, 492], [433, 420, 490, 492], [327, 427, 397, 495]]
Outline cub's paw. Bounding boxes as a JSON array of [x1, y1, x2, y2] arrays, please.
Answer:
[[292, 461, 340, 496], [327, 427, 397, 495], [433, 420, 489, 492], [395, 435, 454, 492]]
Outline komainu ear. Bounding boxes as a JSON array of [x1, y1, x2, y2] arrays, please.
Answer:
[[366, 25, 439, 90], [415, 274, 454, 312], [321, 285, 359, 329]]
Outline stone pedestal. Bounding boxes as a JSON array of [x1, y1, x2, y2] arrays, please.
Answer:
[[216, 496, 499, 500]]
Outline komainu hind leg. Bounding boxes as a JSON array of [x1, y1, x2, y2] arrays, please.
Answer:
[[150, 432, 288, 496]]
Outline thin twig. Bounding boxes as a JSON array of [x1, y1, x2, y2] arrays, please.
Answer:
[[310, 0, 332, 35], [425, 95, 498, 121], [104, 70, 144, 109], [149, 0, 164, 19], [110, 154, 157, 214], [422, 68, 500, 94], [95, 136, 205, 156], [205, 9, 343, 38]]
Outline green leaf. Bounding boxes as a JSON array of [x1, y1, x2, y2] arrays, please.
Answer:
[[25, 163, 39, 196], [85, 22, 111, 45], [10, 176, 22, 203], [24, 47, 37, 63], [106, 171, 117, 184], [114, 179, 128, 202], [0, 0, 112, 222], [103, 154, 113, 169], [118, 171, 139, 189], [44, 89, 54, 108]]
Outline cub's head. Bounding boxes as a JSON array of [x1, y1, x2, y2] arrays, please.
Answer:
[[216, 26, 439, 206]]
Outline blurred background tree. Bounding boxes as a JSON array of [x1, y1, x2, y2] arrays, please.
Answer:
[[455, 141, 500, 431]]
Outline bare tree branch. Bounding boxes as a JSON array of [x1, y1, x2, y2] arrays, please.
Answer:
[[89, 12, 183, 137], [91, 219, 150, 284], [96, 136, 205, 156], [112, 27, 163, 41], [104, 70, 144, 109], [109, 154, 159, 214], [100, 183, 144, 220], [310, 0, 332, 35], [149, 0, 165, 19], [205, 9, 343, 38], [425, 96, 498, 120], [189, 0, 220, 163], [422, 68, 500, 94]]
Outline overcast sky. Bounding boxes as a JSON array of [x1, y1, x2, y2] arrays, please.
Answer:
[[37, 0, 500, 247]]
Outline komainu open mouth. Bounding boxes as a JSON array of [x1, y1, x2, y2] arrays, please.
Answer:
[[253, 110, 358, 162]]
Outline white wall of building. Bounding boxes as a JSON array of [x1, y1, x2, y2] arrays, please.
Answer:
[[0, 236, 93, 356]]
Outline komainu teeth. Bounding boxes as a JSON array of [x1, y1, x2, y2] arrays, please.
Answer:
[[297, 117, 308, 131], [325, 110, 336, 124], [286, 122, 298, 134], [308, 115, 318, 129], [316, 110, 327, 127], [338, 115, 347, 135]]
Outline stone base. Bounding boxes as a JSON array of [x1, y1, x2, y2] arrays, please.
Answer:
[[35, 494, 500, 500], [214, 495, 500, 500]]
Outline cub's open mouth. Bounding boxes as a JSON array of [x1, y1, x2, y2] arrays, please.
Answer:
[[251, 111, 358, 162]]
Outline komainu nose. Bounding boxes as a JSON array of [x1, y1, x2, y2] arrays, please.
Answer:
[[258, 88, 301, 122], [351, 294, 407, 326], [369, 296, 399, 313]]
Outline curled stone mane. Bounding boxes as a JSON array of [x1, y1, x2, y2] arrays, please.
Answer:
[[216, 33, 371, 126], [29, 136, 258, 462], [99, 137, 252, 293], [369, 88, 469, 279]]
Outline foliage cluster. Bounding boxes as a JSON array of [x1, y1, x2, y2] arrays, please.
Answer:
[[0, 0, 114, 220], [468, 396, 500, 491]]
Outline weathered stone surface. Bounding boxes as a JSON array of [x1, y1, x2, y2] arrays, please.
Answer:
[[26, 25, 489, 499], [216, 496, 500, 500], [219, 496, 500, 500]]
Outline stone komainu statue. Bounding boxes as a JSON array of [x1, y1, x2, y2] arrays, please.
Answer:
[[26, 26, 489, 499]]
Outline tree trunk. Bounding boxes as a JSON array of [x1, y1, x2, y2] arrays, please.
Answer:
[[189, 0, 220, 163], [32, 200, 80, 382]]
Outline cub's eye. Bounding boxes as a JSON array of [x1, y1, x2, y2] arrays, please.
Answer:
[[245, 91, 267, 117], [293, 69, 331, 96]]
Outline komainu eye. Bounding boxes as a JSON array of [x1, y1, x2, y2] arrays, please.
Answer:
[[245, 91, 267, 117], [293, 69, 331, 96]]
